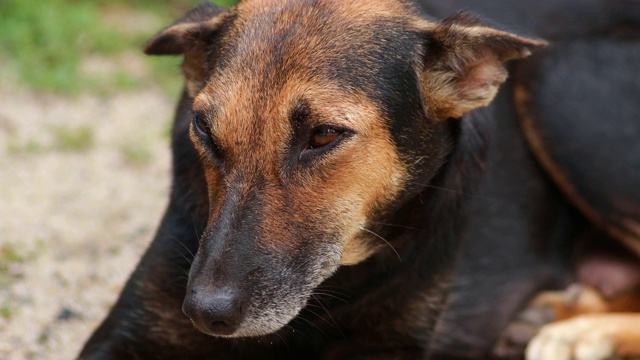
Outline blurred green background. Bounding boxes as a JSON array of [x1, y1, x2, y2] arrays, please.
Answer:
[[0, 0, 239, 96]]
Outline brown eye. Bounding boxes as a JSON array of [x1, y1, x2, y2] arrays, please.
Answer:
[[310, 126, 340, 149]]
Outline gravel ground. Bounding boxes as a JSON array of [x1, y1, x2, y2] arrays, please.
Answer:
[[0, 86, 176, 359]]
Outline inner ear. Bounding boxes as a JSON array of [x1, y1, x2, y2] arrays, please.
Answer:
[[418, 12, 547, 119]]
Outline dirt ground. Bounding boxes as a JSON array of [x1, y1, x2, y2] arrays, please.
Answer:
[[0, 85, 175, 359]]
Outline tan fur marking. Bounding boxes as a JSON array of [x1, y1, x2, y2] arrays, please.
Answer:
[[340, 236, 381, 266], [528, 314, 640, 359], [524, 286, 640, 358], [531, 286, 640, 321], [192, 93, 215, 113], [420, 52, 508, 119]]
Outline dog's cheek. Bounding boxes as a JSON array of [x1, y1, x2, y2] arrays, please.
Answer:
[[327, 124, 407, 265], [236, 271, 310, 337], [340, 236, 380, 266], [203, 167, 225, 220]]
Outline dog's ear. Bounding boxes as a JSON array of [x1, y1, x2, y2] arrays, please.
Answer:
[[144, 2, 228, 95], [144, 2, 227, 55], [418, 13, 547, 119]]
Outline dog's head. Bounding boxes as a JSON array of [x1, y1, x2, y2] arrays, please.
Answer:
[[145, 0, 545, 338]]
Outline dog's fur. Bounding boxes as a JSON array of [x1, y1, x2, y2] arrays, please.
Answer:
[[79, 0, 639, 359]]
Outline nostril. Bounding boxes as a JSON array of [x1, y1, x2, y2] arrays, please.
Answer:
[[211, 320, 228, 328], [182, 286, 244, 336], [182, 297, 197, 319], [208, 320, 235, 335]]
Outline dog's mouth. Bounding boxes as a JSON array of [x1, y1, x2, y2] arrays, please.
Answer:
[[182, 281, 317, 338], [183, 286, 306, 338], [182, 243, 343, 338]]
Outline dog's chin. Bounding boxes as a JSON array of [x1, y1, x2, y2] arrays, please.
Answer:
[[194, 323, 286, 339], [190, 303, 306, 339]]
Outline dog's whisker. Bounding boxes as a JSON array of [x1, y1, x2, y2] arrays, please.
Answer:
[[168, 234, 196, 259], [312, 289, 350, 298], [311, 291, 350, 305], [303, 306, 337, 330], [170, 245, 194, 266], [311, 288, 350, 299], [408, 182, 494, 201], [358, 227, 401, 262], [174, 277, 188, 289], [311, 294, 346, 340], [292, 315, 330, 339], [177, 265, 190, 277], [284, 324, 310, 342], [367, 220, 427, 233], [273, 331, 290, 351], [190, 213, 204, 239], [314, 284, 355, 294]]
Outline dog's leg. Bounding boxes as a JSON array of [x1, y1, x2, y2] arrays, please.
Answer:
[[526, 313, 640, 360], [495, 285, 640, 360]]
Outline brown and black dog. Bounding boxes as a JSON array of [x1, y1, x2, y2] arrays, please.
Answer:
[[79, 0, 640, 359]]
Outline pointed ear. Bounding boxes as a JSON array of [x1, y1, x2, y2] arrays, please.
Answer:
[[418, 13, 547, 119], [144, 2, 227, 55], [144, 2, 228, 95]]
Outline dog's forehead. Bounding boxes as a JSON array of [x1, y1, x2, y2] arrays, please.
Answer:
[[234, 0, 413, 24], [226, 0, 419, 68], [190, 0, 431, 167], [196, 0, 426, 116]]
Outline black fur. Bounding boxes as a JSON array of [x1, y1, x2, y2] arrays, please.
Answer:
[[80, 0, 639, 358]]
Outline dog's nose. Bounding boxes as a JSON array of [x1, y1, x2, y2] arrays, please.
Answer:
[[182, 286, 243, 336]]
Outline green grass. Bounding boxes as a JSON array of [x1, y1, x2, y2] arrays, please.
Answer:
[[0, 243, 24, 269], [7, 138, 44, 155], [6, 125, 95, 154], [211, 0, 239, 6], [50, 125, 95, 152], [0, 240, 45, 292], [120, 141, 153, 166], [1, 0, 123, 93], [0, 243, 26, 290], [0, 299, 12, 320], [0, 0, 239, 95]]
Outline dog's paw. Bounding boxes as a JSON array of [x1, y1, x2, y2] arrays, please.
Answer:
[[525, 316, 614, 360], [493, 285, 612, 359], [525, 314, 640, 360], [493, 305, 556, 359]]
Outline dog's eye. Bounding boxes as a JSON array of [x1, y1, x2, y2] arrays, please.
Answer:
[[192, 112, 209, 136], [192, 112, 224, 160], [309, 126, 341, 149]]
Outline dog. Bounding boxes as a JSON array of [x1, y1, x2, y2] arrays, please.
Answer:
[[79, 0, 640, 359]]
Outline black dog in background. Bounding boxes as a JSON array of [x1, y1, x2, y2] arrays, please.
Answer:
[[80, 0, 640, 359]]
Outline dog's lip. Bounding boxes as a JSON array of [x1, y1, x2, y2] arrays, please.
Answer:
[[189, 318, 239, 337], [184, 285, 313, 338], [189, 316, 291, 339]]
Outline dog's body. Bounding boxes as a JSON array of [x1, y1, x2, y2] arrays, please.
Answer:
[[80, 1, 640, 359]]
